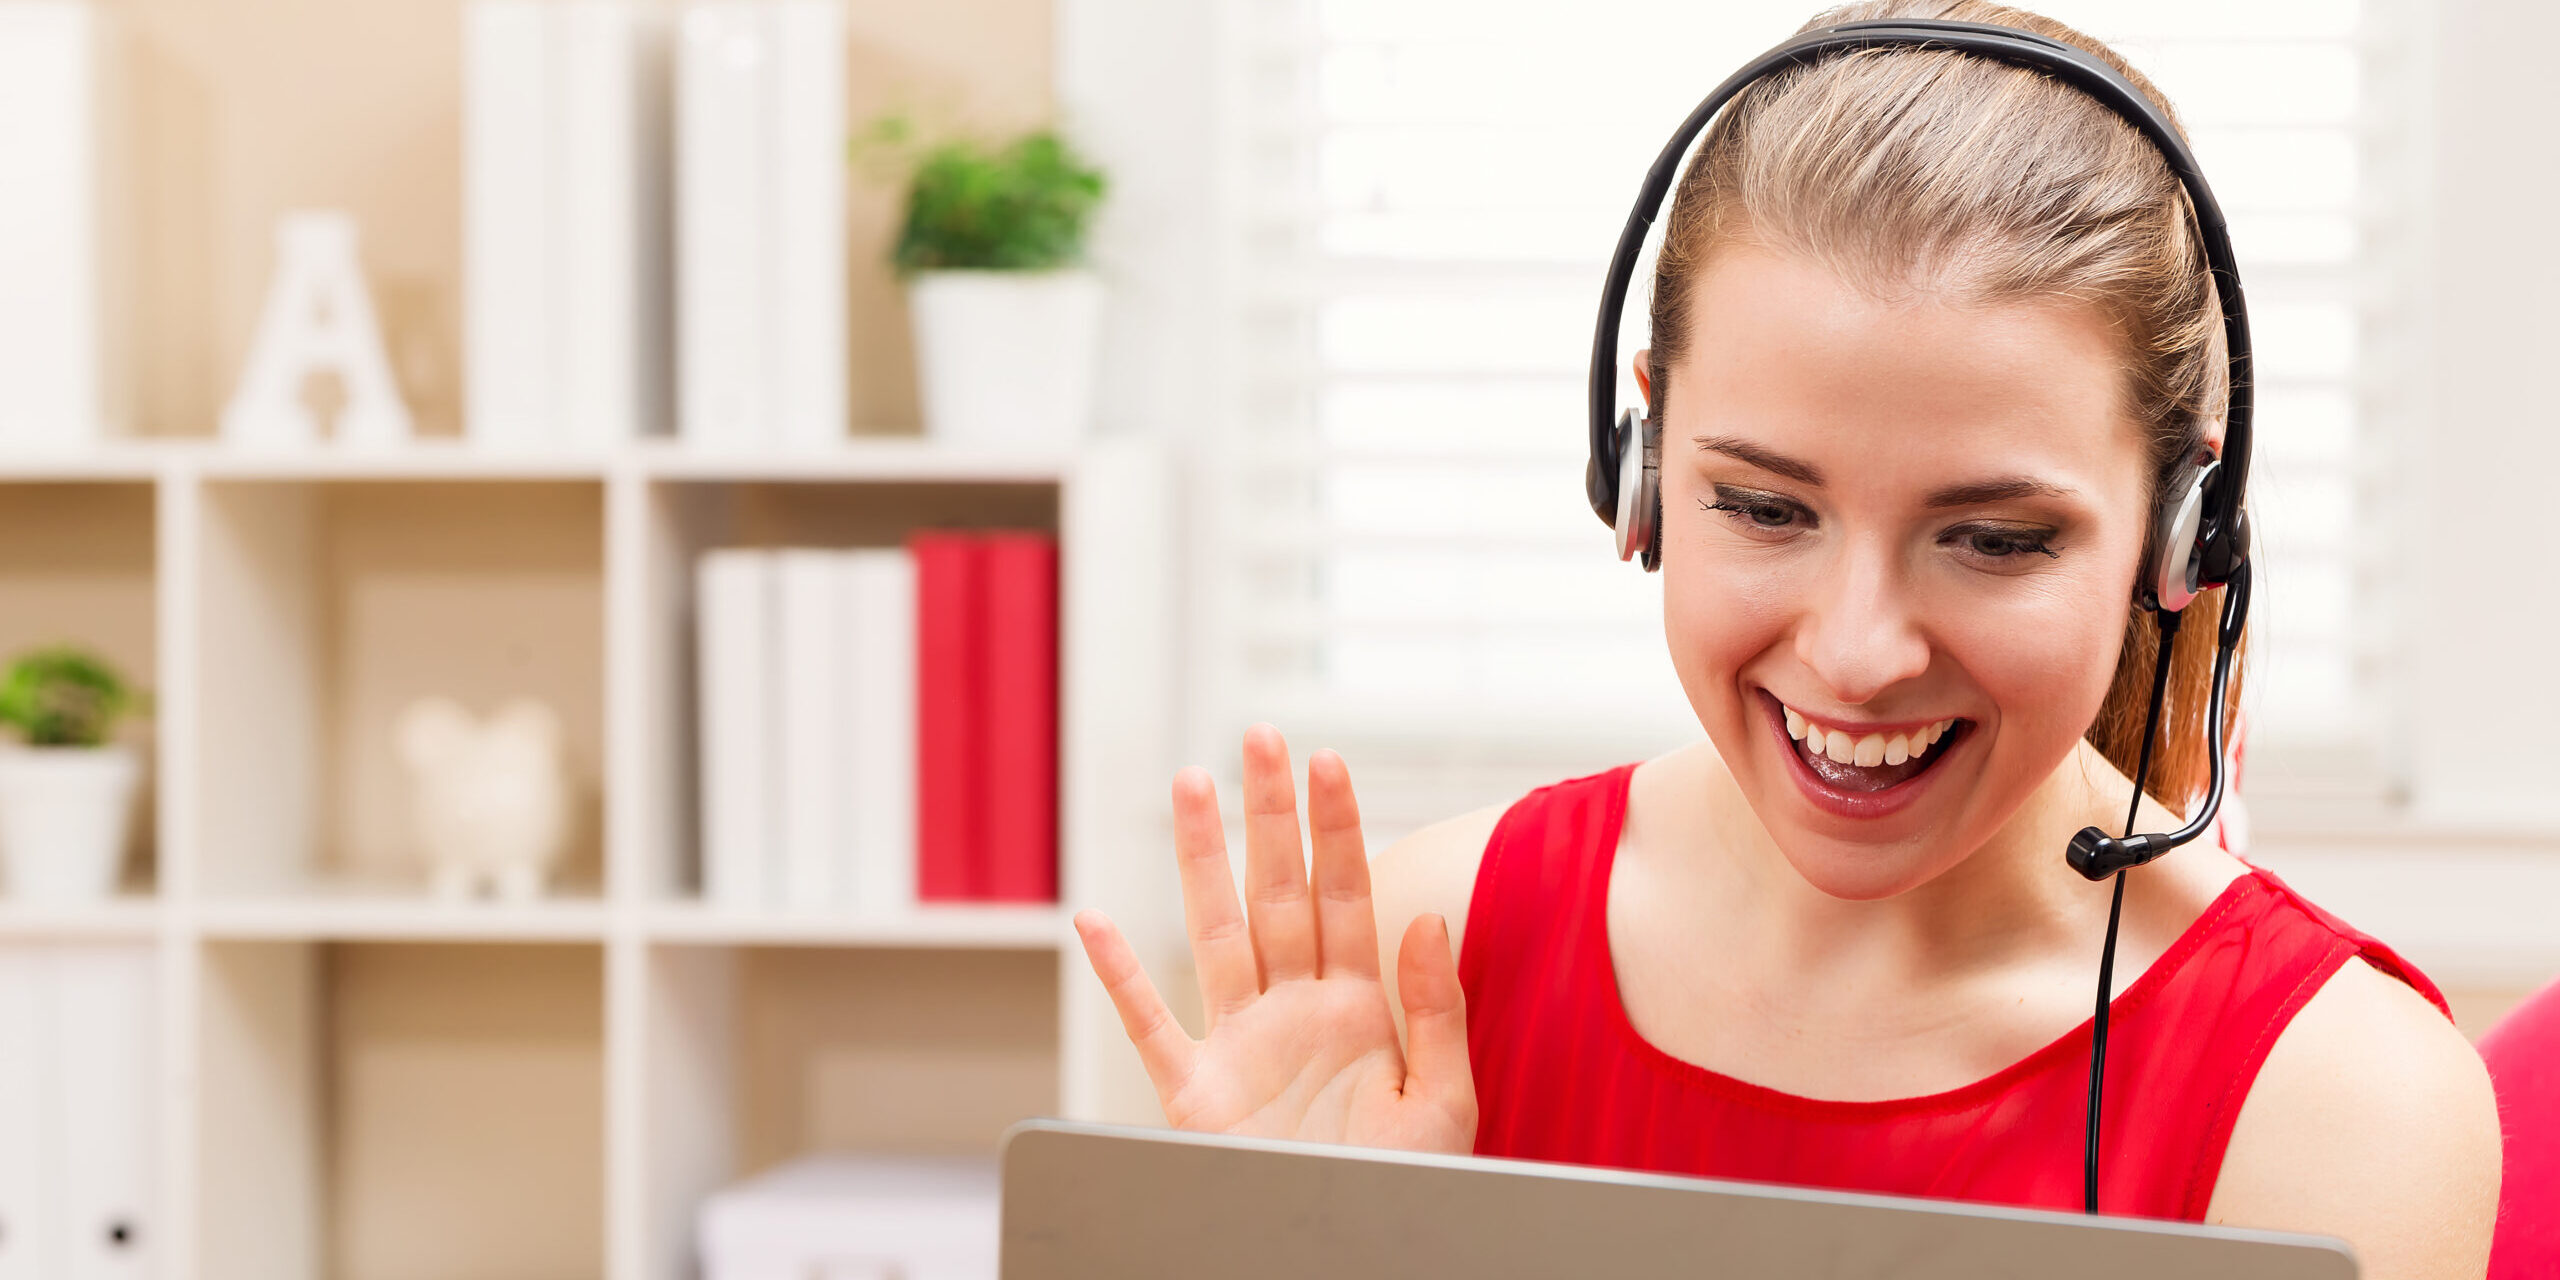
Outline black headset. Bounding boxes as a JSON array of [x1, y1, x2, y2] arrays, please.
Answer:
[[1583, 17, 2257, 1215]]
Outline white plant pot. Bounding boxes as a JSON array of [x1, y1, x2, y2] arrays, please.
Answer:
[[908, 269, 1105, 449], [0, 743, 140, 902]]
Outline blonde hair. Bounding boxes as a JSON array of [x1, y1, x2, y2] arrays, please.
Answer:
[[1649, 0, 2240, 806]]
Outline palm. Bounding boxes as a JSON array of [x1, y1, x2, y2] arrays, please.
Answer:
[[1074, 726, 1477, 1156]]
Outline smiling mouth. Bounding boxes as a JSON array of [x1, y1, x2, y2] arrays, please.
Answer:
[[1760, 691, 1971, 794]]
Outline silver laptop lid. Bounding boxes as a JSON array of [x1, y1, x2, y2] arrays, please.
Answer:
[[1000, 1119, 2356, 1280]]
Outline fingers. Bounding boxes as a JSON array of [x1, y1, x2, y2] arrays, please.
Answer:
[[1306, 748, 1380, 981], [1170, 766, 1259, 1029], [1240, 724, 1320, 985], [1074, 910, 1199, 1103], [1395, 914, 1476, 1127]]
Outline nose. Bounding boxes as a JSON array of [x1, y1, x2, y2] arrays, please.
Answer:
[[1791, 537, 1932, 706]]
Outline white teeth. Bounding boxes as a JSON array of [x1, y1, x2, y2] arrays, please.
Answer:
[[1781, 703, 1961, 770]]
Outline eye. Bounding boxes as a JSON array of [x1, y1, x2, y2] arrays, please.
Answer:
[[1944, 523, 2060, 562], [1701, 486, 1812, 534]]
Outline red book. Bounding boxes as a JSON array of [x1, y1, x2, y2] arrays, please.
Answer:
[[911, 532, 986, 900], [980, 533, 1059, 902]]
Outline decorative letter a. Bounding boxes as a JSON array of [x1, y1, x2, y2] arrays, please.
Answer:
[[220, 211, 414, 446]]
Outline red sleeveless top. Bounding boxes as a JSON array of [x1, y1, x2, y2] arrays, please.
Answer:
[[1459, 763, 2450, 1220]]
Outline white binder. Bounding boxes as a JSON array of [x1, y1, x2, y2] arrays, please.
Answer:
[[0, 949, 50, 1280], [699, 549, 780, 908], [53, 945, 154, 1279], [841, 549, 917, 920], [777, 548, 847, 912], [0, 945, 156, 1279]]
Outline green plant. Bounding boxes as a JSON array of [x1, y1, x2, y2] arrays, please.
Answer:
[[871, 120, 1108, 274], [0, 646, 141, 748]]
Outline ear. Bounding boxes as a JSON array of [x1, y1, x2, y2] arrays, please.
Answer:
[[2202, 413, 2227, 460], [1631, 348, 1655, 413]]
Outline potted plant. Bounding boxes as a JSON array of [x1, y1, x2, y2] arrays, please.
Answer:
[[877, 124, 1109, 448], [0, 646, 145, 902]]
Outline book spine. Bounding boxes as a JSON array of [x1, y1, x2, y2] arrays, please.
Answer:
[[674, 1, 771, 448], [462, 0, 554, 449], [980, 533, 1059, 902], [775, 548, 843, 913], [841, 548, 917, 918], [556, 0, 639, 448], [697, 548, 777, 909], [769, 0, 847, 448], [911, 532, 985, 901], [0, 3, 104, 446]]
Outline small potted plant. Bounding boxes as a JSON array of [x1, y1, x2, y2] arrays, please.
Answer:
[[0, 646, 145, 901], [876, 123, 1109, 448]]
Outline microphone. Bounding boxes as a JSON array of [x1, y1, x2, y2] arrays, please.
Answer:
[[2065, 562, 2250, 885]]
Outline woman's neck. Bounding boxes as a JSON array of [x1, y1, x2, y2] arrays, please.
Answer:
[[1683, 738, 2179, 996]]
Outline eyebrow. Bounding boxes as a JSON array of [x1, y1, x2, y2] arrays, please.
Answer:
[[1696, 433, 2076, 508], [1922, 477, 2077, 509], [1693, 435, 1824, 486]]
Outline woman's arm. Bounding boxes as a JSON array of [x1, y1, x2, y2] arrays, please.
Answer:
[[2208, 958, 2503, 1280]]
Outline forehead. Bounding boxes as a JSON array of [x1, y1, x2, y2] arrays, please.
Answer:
[[1672, 247, 2145, 489]]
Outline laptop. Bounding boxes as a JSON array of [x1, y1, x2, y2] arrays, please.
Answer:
[[999, 1119, 2356, 1279]]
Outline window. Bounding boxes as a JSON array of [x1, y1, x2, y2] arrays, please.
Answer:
[[1212, 0, 2403, 835]]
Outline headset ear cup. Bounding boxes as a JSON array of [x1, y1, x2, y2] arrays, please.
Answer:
[[1640, 415, 1663, 572], [2146, 457, 2217, 612], [1612, 409, 1661, 566]]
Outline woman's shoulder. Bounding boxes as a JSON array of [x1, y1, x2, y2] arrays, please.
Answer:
[[1367, 756, 1659, 1013], [2207, 943, 2500, 1277]]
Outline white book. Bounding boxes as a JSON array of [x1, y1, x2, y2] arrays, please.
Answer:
[[698, 548, 779, 909], [463, 1, 554, 449], [0, 4, 107, 447], [466, 0, 668, 450], [840, 548, 917, 920], [675, 2, 773, 449], [775, 548, 845, 913], [0, 948, 52, 1280], [53, 944, 153, 1280], [559, 0, 669, 447], [769, 0, 846, 450]]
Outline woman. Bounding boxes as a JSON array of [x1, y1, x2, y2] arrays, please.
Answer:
[[1071, 3, 2502, 1276]]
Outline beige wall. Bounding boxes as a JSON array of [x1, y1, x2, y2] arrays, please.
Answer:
[[96, 0, 1055, 439]]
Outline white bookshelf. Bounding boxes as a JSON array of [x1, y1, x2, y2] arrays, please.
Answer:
[[0, 435, 1184, 1280]]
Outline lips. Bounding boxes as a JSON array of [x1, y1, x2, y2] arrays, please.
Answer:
[[1757, 690, 1971, 820]]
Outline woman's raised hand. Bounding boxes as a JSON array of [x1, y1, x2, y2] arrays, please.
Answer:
[[1071, 724, 1477, 1154]]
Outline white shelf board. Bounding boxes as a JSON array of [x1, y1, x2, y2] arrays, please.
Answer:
[[642, 901, 1067, 949], [0, 437, 1074, 485], [0, 893, 165, 938], [0, 441, 167, 480], [632, 436, 1070, 484], [190, 441, 613, 481], [194, 889, 613, 941]]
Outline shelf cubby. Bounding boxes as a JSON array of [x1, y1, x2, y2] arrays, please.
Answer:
[[624, 467, 1060, 907], [0, 480, 160, 894], [631, 941, 1058, 1280], [190, 477, 608, 908], [196, 939, 607, 1280]]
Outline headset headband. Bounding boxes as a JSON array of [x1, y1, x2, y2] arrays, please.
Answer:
[[1586, 17, 2254, 585]]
